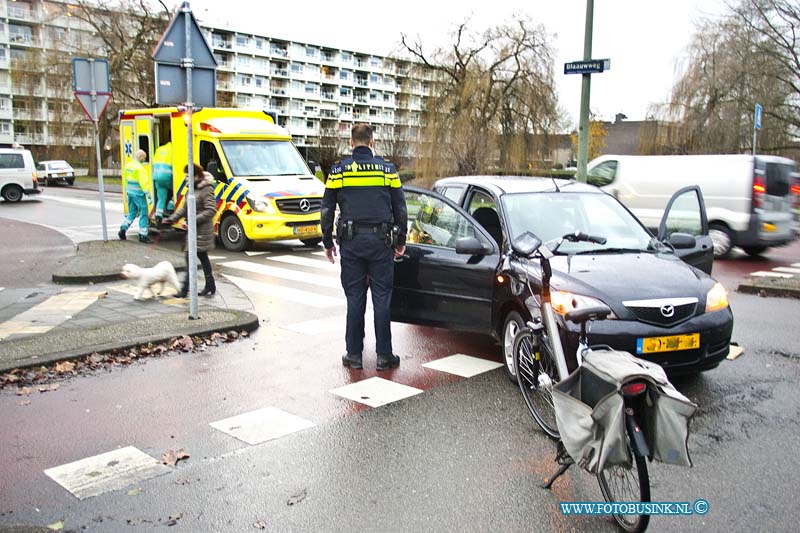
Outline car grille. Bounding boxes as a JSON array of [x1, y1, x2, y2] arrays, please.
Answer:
[[275, 197, 321, 215], [623, 298, 698, 327]]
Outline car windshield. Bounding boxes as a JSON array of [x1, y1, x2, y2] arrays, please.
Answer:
[[502, 191, 654, 254], [48, 161, 71, 170], [220, 140, 309, 179]]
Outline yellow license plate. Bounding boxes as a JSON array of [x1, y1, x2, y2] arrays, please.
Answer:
[[293, 224, 319, 236], [636, 333, 699, 354]]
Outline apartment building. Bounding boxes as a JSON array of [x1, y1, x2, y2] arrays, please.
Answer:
[[0, 0, 431, 166]]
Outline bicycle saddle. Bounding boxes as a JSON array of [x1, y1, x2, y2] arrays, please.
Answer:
[[565, 305, 612, 324]]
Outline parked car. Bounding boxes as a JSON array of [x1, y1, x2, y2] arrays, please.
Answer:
[[0, 147, 41, 202], [391, 177, 733, 380], [587, 154, 797, 258], [37, 160, 76, 186]]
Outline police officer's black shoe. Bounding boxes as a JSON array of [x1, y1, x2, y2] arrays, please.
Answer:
[[376, 353, 400, 371], [341, 353, 363, 369], [118, 228, 127, 241]]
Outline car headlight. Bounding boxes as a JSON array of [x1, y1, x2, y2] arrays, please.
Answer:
[[246, 196, 275, 214], [550, 290, 615, 318], [705, 282, 729, 312]]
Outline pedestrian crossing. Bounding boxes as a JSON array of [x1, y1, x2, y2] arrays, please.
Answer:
[[749, 262, 800, 278]]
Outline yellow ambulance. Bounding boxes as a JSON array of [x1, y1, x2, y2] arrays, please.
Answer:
[[119, 107, 324, 251]]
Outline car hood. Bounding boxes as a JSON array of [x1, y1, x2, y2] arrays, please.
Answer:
[[240, 176, 324, 199], [545, 252, 715, 316]]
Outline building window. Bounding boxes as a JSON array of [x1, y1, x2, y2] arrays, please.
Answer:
[[291, 80, 302, 91], [305, 83, 317, 94], [306, 46, 317, 58], [237, 74, 251, 86], [370, 57, 381, 68], [236, 35, 249, 47], [341, 52, 352, 63], [236, 55, 251, 68], [291, 63, 303, 74], [255, 38, 264, 49], [306, 120, 314, 129], [340, 87, 351, 97], [369, 74, 379, 83], [340, 70, 350, 80]]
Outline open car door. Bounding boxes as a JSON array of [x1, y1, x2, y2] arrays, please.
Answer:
[[392, 186, 501, 334], [657, 185, 714, 274]]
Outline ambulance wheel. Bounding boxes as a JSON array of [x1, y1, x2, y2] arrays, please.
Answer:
[[219, 215, 250, 252], [300, 238, 322, 247], [2, 184, 23, 202]]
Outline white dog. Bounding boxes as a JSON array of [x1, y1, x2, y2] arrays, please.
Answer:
[[121, 261, 182, 300]]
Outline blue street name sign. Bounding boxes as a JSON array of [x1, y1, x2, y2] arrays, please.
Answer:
[[564, 59, 611, 75], [755, 103, 762, 130]]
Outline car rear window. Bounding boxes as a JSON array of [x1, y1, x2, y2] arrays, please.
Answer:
[[0, 153, 24, 169], [49, 161, 71, 170], [764, 162, 792, 197]]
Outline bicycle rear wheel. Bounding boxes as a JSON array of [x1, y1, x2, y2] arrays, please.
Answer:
[[596, 438, 651, 532], [513, 327, 560, 439]]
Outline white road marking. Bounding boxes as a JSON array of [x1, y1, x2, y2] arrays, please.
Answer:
[[220, 260, 340, 288], [0, 290, 105, 340], [208, 255, 227, 260], [329, 377, 423, 408], [210, 407, 316, 446], [40, 194, 124, 213], [245, 251, 267, 257], [422, 354, 504, 378], [749, 271, 793, 278], [222, 274, 345, 308], [311, 251, 326, 257], [772, 267, 800, 274], [267, 254, 339, 272], [44, 446, 170, 500], [792, 263, 800, 268]]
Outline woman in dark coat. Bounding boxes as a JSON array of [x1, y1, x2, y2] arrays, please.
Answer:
[[164, 163, 218, 297]]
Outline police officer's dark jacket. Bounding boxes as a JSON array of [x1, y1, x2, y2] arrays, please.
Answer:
[[321, 145, 407, 249]]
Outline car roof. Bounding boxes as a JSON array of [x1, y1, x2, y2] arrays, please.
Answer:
[[434, 175, 601, 196], [40, 160, 70, 164]]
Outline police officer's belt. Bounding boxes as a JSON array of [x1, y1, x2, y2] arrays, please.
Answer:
[[353, 222, 388, 235]]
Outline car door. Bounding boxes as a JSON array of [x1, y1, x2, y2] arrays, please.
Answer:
[[657, 185, 714, 274], [392, 186, 501, 334]]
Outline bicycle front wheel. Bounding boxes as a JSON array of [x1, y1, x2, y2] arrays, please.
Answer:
[[513, 327, 560, 439], [596, 438, 651, 532]]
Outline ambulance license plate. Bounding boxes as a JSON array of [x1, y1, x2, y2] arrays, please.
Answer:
[[636, 333, 699, 354], [293, 224, 319, 236]]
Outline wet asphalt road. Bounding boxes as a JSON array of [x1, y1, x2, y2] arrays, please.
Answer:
[[1, 186, 799, 531], [0, 216, 74, 288]]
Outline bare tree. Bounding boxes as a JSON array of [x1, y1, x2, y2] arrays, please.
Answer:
[[402, 16, 561, 179], [308, 124, 346, 179], [378, 124, 413, 171]]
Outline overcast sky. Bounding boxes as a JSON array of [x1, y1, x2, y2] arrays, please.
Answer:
[[182, 0, 728, 127]]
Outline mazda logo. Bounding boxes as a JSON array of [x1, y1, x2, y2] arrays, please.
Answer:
[[661, 305, 675, 318], [299, 199, 311, 212]]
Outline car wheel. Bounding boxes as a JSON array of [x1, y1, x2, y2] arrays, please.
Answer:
[[300, 238, 322, 247], [502, 310, 525, 384], [67, 178, 74, 186], [46, 178, 54, 187], [742, 246, 767, 257], [708, 223, 733, 259], [2, 184, 23, 203], [219, 214, 251, 252]]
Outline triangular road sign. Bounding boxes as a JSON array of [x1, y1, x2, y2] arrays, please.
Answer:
[[74, 92, 112, 122], [152, 1, 216, 69]]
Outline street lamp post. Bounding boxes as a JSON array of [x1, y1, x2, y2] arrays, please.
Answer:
[[576, 0, 594, 184]]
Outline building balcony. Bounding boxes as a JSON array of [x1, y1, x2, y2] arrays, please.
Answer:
[[0, 131, 13, 144], [8, 6, 36, 22], [320, 109, 337, 118], [0, 108, 12, 120], [212, 39, 232, 50], [270, 88, 287, 96], [9, 33, 38, 47], [217, 81, 233, 91], [271, 69, 289, 77], [270, 47, 289, 58], [13, 109, 46, 121], [321, 91, 335, 101]]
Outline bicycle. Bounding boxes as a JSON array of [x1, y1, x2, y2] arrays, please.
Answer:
[[506, 231, 652, 532]]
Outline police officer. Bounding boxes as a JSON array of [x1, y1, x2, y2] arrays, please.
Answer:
[[321, 123, 407, 371], [152, 141, 173, 226], [118, 149, 153, 243]]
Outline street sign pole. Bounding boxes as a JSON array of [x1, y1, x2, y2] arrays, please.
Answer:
[[576, 0, 594, 183], [183, 3, 199, 320], [89, 60, 109, 242], [753, 103, 762, 157]]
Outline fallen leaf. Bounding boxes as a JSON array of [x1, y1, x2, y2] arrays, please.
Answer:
[[254, 519, 267, 529], [287, 488, 307, 506], [127, 487, 143, 496], [240, 330, 249, 337], [161, 448, 190, 466], [38, 383, 60, 393], [164, 512, 183, 526], [47, 521, 64, 530], [16, 387, 32, 396], [55, 361, 75, 373], [17, 400, 31, 406]]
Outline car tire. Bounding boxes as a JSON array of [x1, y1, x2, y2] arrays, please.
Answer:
[[219, 214, 251, 252], [46, 178, 54, 187], [2, 184, 23, 203], [67, 178, 74, 186], [502, 310, 525, 384], [742, 246, 767, 257], [708, 223, 734, 259], [300, 238, 322, 247]]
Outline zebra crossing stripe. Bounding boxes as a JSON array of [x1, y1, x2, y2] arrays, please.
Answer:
[[245, 251, 267, 257], [266, 255, 339, 271], [773, 267, 800, 274], [220, 260, 340, 288], [210, 407, 316, 446], [749, 271, 793, 278], [222, 274, 345, 308]]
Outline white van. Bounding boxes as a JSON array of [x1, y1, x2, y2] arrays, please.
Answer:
[[587, 154, 797, 258], [0, 148, 41, 202]]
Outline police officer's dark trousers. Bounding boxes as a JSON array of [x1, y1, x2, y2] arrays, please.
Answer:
[[339, 233, 394, 356]]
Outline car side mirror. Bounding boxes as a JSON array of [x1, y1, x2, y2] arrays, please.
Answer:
[[667, 232, 697, 249], [511, 232, 542, 257], [455, 237, 490, 256]]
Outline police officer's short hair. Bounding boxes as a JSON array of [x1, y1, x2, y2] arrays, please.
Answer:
[[351, 123, 373, 145]]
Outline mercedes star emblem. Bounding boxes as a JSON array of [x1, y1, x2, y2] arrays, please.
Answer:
[[660, 304, 675, 318], [299, 199, 311, 212]]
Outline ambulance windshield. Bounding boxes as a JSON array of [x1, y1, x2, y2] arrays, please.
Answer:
[[220, 140, 310, 178]]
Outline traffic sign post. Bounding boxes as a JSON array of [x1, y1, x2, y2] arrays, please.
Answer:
[[753, 103, 762, 156], [564, 59, 610, 75], [72, 58, 112, 242], [152, 1, 216, 319]]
